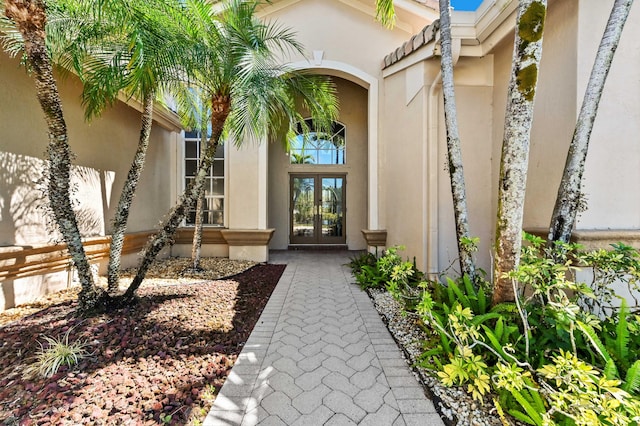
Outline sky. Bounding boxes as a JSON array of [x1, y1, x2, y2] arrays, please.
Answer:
[[451, 0, 484, 11]]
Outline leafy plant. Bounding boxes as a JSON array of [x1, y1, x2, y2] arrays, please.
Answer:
[[537, 350, 640, 425], [23, 329, 88, 379], [347, 251, 378, 274]]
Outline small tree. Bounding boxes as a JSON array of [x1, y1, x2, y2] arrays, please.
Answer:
[[438, 0, 476, 282], [170, 84, 213, 271], [492, 0, 547, 305]]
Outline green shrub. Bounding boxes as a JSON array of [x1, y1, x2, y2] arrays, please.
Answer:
[[350, 246, 423, 294], [387, 234, 640, 424]]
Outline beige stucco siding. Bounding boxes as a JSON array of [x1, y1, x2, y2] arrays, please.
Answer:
[[0, 50, 177, 308], [261, 0, 423, 78], [524, 0, 579, 229], [268, 77, 369, 249], [0, 51, 176, 247], [577, 0, 640, 229], [438, 84, 494, 274], [381, 54, 493, 273], [380, 64, 428, 265], [492, 0, 640, 233]]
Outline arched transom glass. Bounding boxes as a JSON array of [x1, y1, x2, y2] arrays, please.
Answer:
[[289, 119, 346, 165]]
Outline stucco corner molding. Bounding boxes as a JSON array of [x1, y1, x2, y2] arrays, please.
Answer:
[[361, 229, 388, 247], [220, 229, 276, 246]]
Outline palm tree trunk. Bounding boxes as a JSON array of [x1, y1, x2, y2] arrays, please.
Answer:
[[5, 0, 101, 310], [438, 0, 476, 282], [493, 0, 547, 305], [191, 130, 208, 270], [124, 94, 231, 299], [548, 0, 634, 245], [107, 91, 155, 293]]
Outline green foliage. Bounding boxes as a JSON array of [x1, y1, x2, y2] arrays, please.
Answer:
[[349, 246, 422, 296], [23, 329, 88, 379], [538, 350, 640, 425], [347, 251, 377, 275], [370, 235, 640, 424]]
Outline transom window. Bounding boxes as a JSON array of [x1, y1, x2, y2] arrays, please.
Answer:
[[289, 119, 346, 165], [184, 131, 224, 226]]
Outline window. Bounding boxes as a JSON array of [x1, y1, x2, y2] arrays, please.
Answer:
[[184, 131, 225, 226], [289, 119, 346, 165]]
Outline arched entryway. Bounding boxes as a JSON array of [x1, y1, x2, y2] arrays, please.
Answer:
[[268, 75, 371, 250]]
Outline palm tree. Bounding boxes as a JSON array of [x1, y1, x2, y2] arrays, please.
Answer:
[[291, 152, 314, 164], [53, 0, 192, 294], [124, 0, 338, 298], [4, 0, 203, 310], [548, 0, 634, 246], [3, 0, 103, 311]]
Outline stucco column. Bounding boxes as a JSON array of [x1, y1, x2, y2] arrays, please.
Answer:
[[226, 140, 273, 262]]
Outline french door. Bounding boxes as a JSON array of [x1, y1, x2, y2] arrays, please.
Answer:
[[290, 174, 346, 245]]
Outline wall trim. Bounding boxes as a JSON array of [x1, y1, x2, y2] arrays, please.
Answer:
[[0, 231, 153, 282]]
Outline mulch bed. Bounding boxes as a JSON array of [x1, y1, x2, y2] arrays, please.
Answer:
[[0, 263, 285, 425]]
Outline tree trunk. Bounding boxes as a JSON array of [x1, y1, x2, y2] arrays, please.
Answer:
[[438, 0, 476, 282], [493, 0, 547, 305], [107, 91, 155, 293], [548, 0, 634, 245], [191, 130, 208, 270], [5, 0, 101, 310], [124, 94, 231, 299]]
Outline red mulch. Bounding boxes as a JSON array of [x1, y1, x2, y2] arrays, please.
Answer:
[[0, 264, 285, 425]]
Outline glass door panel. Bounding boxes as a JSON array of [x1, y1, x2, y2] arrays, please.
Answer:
[[320, 177, 344, 243], [290, 174, 346, 245], [291, 176, 316, 243]]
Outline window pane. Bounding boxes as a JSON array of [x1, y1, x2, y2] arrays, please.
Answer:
[[185, 132, 224, 226], [212, 179, 224, 196], [214, 144, 224, 159], [185, 160, 198, 176], [288, 120, 346, 165], [212, 160, 224, 177], [185, 140, 198, 158]]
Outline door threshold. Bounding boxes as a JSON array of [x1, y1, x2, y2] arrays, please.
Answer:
[[288, 244, 348, 251]]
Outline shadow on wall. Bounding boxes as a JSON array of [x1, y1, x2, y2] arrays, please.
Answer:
[[0, 151, 115, 309], [0, 151, 115, 246], [1, 272, 70, 311]]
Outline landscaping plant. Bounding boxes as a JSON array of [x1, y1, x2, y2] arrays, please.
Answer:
[[351, 235, 640, 425]]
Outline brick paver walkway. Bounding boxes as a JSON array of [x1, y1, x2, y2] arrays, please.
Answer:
[[204, 250, 444, 425]]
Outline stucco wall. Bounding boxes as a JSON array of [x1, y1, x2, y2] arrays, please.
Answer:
[[268, 77, 369, 249], [380, 54, 493, 274], [525, 0, 579, 229], [228, 141, 261, 230], [491, 0, 639, 234], [380, 63, 429, 266], [0, 50, 176, 308], [576, 0, 640, 229], [0, 51, 176, 247], [260, 0, 424, 79]]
